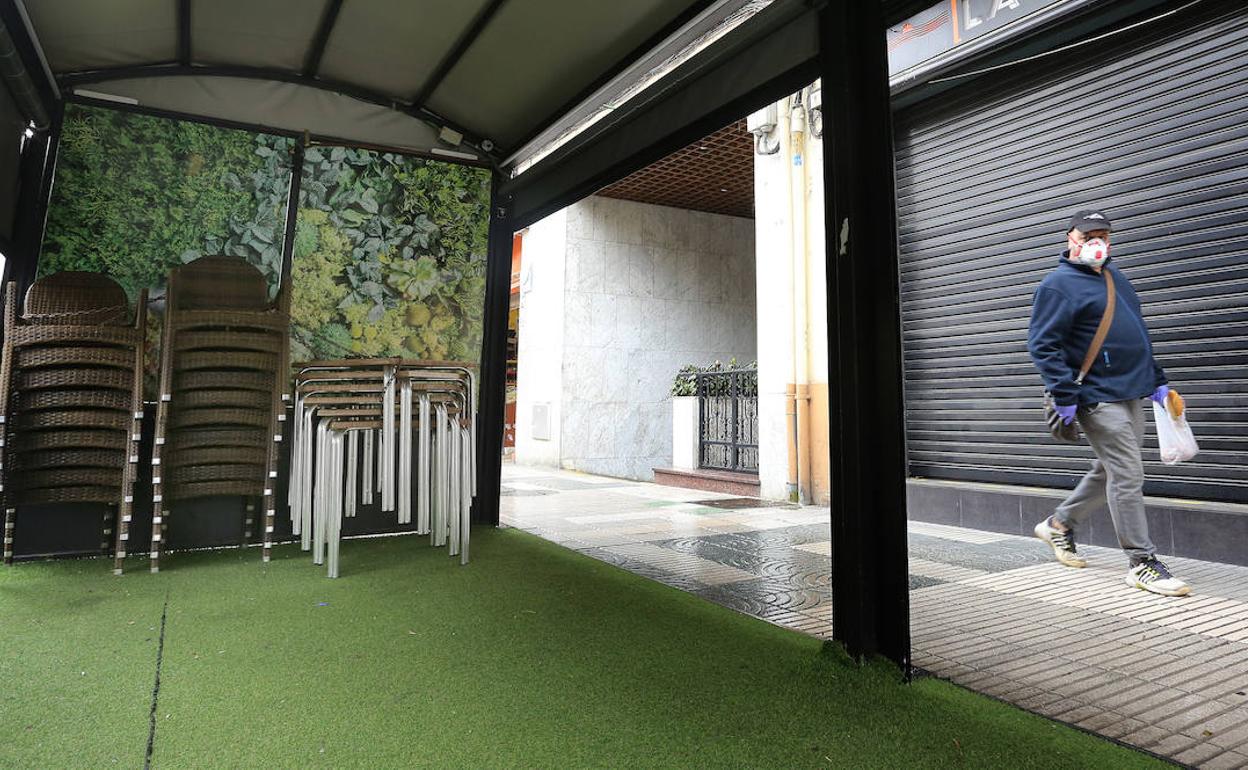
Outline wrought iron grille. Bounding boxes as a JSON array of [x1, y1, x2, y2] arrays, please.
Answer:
[[696, 368, 759, 473]]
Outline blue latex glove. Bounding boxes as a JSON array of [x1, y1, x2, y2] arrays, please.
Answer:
[[1151, 385, 1170, 404], [1055, 403, 1077, 425]]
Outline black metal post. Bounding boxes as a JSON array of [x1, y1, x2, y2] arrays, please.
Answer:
[[177, 0, 192, 66], [9, 100, 62, 298], [278, 140, 305, 289], [821, 3, 911, 668], [472, 179, 512, 526]]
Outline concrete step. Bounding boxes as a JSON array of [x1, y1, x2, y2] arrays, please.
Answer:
[[652, 466, 761, 497]]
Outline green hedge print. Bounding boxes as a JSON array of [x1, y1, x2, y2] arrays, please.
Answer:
[[39, 105, 491, 386], [291, 145, 490, 363]]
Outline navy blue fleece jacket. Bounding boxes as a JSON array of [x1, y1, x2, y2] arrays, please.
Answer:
[[1028, 255, 1166, 407]]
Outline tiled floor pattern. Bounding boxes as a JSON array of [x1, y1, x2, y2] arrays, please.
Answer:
[[501, 465, 1248, 768]]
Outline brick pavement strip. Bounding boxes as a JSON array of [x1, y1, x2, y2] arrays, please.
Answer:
[[1207, 721, 1248, 751], [1186, 709, 1248, 747], [1009, 661, 1088, 689], [1056, 671, 1136, 701], [1202, 750, 1248, 770], [1074, 708, 1131, 734], [1172, 741, 1230, 768], [1011, 688, 1070, 713], [1092, 681, 1184, 715], [1118, 688, 1217, 723], [1147, 733, 1205, 760], [1153, 697, 1243, 734], [1155, 658, 1239, 685], [1097, 716, 1146, 740], [1120, 723, 1181, 750]]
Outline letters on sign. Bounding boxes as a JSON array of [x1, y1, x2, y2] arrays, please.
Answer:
[[888, 0, 1067, 79]]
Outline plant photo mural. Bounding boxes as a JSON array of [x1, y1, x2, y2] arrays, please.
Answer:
[[290, 144, 490, 363], [39, 104, 491, 392]]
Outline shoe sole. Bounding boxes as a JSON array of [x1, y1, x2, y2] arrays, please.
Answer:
[[1124, 575, 1191, 597], [1033, 522, 1087, 568]]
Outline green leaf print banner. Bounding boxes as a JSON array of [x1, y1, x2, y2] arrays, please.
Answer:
[[39, 105, 491, 394]]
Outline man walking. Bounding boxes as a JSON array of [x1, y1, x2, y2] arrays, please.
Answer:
[[1027, 210, 1190, 596]]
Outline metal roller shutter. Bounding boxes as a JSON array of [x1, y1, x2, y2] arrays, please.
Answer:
[[893, 0, 1248, 504]]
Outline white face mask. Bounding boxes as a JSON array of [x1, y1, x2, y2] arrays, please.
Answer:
[[1070, 236, 1110, 268]]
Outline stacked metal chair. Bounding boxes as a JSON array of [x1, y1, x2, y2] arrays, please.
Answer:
[[289, 359, 475, 577], [148, 256, 289, 572], [0, 273, 146, 573]]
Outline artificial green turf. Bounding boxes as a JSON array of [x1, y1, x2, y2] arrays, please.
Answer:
[[1, 528, 1164, 768]]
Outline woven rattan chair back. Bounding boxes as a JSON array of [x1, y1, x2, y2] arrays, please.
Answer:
[[170, 256, 271, 312], [23, 271, 130, 326]]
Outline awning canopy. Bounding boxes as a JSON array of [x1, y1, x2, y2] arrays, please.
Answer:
[[11, 0, 935, 167], [19, 0, 718, 162]]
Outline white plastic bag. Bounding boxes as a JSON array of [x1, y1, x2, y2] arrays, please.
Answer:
[[1152, 401, 1199, 465]]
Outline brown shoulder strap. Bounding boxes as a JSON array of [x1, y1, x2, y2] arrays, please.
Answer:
[[1077, 270, 1115, 385]]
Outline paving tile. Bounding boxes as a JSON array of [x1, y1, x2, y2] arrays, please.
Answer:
[[1171, 741, 1229, 768], [1202, 750, 1248, 770], [1098, 716, 1146, 740], [1119, 723, 1174, 749], [1147, 733, 1202, 759]]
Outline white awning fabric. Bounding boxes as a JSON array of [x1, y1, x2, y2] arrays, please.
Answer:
[[21, 0, 715, 163]]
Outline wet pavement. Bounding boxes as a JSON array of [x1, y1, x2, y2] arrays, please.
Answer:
[[501, 464, 1248, 768]]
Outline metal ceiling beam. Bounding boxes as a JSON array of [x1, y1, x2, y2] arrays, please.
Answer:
[[503, 0, 720, 166], [177, 0, 191, 65], [57, 63, 498, 159], [408, 0, 507, 112], [303, 0, 343, 78], [500, 0, 817, 229], [66, 91, 492, 169], [0, 0, 58, 121]]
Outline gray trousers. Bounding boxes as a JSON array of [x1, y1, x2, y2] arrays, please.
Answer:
[[1053, 399, 1155, 564]]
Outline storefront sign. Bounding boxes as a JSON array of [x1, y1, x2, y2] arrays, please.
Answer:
[[888, 0, 1070, 79]]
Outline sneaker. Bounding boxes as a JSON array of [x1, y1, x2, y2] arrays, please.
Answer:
[[1125, 558, 1191, 597], [1033, 516, 1087, 568]]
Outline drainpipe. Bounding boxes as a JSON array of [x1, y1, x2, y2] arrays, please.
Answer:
[[789, 91, 812, 505], [780, 100, 799, 503]]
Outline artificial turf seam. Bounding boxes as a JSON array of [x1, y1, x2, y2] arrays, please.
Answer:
[[144, 593, 170, 769]]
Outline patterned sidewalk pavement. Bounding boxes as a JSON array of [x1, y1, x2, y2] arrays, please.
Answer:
[[501, 464, 1248, 768]]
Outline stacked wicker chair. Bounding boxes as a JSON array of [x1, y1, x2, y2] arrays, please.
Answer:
[[148, 256, 289, 572], [0, 273, 146, 573]]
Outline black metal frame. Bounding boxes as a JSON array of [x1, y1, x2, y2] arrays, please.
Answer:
[[176, 0, 191, 66], [7, 99, 61, 299], [502, 0, 819, 230], [410, 0, 509, 111], [473, 182, 513, 526], [504, 0, 723, 159], [820, 2, 912, 669], [0, 0, 58, 116], [63, 92, 492, 170], [57, 63, 494, 158], [302, 0, 343, 78], [695, 368, 758, 474], [277, 141, 305, 287]]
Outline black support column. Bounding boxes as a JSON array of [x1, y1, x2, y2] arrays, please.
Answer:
[[473, 180, 512, 526], [821, 3, 911, 667]]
